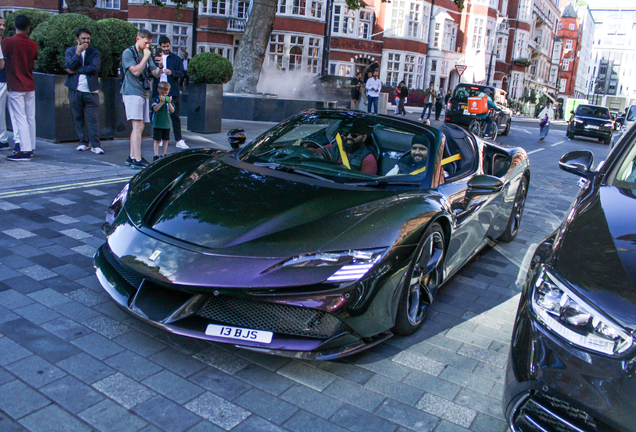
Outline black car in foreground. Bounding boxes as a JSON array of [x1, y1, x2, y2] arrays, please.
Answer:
[[95, 110, 530, 360], [503, 125, 636, 431], [445, 83, 512, 136], [567, 104, 614, 145]]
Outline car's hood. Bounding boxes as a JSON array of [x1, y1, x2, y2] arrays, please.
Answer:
[[554, 186, 636, 329], [131, 158, 396, 252]]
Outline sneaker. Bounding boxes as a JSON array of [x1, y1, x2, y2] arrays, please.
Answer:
[[140, 157, 150, 167], [153, 155, 160, 162], [91, 146, 104, 154], [0, 142, 9, 151], [125, 156, 134, 166], [7, 151, 33, 161], [176, 140, 189, 149], [76, 144, 90, 151], [130, 159, 146, 169]]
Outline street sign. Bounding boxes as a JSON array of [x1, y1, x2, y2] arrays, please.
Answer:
[[455, 65, 468, 77]]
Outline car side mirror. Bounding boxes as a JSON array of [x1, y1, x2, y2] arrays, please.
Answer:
[[467, 175, 504, 193], [227, 128, 246, 149], [559, 151, 595, 179]]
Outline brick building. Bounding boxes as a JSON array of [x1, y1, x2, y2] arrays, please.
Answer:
[[2, 0, 561, 99]]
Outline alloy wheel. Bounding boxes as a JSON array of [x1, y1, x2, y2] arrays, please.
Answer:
[[406, 231, 445, 326]]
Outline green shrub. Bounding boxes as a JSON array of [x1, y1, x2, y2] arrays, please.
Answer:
[[189, 52, 233, 85], [4, 9, 53, 37], [31, 13, 113, 77], [96, 18, 138, 77]]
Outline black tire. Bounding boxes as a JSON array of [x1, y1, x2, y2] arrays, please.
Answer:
[[489, 124, 498, 141], [499, 176, 528, 242], [604, 135, 612, 145], [501, 120, 511, 136], [468, 119, 482, 137], [393, 223, 445, 335]]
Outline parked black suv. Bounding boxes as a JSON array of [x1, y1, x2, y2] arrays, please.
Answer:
[[445, 84, 512, 136], [567, 104, 613, 145]]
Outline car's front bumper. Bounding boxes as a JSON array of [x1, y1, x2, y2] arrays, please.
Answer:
[[503, 266, 636, 432], [94, 243, 399, 360], [570, 123, 612, 139]]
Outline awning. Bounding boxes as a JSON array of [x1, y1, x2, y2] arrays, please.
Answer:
[[544, 92, 556, 103]]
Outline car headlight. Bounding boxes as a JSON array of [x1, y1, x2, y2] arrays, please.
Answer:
[[531, 266, 633, 356], [111, 183, 129, 207], [281, 248, 385, 282], [604, 122, 614, 128], [573, 117, 584, 124]]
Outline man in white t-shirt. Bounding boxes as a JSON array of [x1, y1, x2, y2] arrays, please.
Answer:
[[365, 69, 382, 114], [63, 28, 103, 154]]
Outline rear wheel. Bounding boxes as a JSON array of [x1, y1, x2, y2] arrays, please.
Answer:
[[488, 123, 498, 141], [499, 176, 528, 242], [501, 120, 511, 136], [393, 223, 445, 335]]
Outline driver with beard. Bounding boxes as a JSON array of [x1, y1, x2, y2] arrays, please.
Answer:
[[317, 120, 378, 175], [386, 135, 429, 175]]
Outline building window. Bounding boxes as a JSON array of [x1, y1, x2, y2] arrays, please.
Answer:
[[201, 0, 226, 15], [431, 60, 437, 72], [472, 18, 485, 49], [292, 0, 306, 15], [332, 4, 373, 39], [408, 3, 420, 38], [278, 0, 286, 13], [515, 32, 527, 58], [565, 39, 573, 50], [569, 23, 575, 30], [197, 44, 233, 62], [307, 37, 320, 73], [268, 33, 285, 69], [519, 0, 530, 21], [96, 0, 120, 9], [486, 19, 495, 51], [560, 78, 567, 92], [562, 59, 570, 71], [386, 53, 401, 87], [390, 1, 406, 37], [310, 0, 323, 18], [433, 23, 440, 48], [403, 55, 415, 88], [416, 56, 424, 89]]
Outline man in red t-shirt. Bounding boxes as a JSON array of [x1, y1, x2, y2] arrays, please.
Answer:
[[2, 15, 38, 161]]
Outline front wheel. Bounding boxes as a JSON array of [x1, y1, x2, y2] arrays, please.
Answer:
[[499, 176, 528, 242], [488, 123, 498, 141], [393, 223, 445, 335], [468, 119, 482, 137]]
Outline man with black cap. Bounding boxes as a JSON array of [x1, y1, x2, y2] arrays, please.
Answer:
[[386, 135, 428, 175]]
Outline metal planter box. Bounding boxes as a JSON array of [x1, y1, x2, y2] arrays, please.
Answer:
[[187, 82, 223, 134]]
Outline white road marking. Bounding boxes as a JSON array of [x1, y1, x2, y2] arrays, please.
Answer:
[[527, 148, 545, 155], [512, 127, 533, 135], [98, 161, 119, 167], [551, 140, 565, 147]]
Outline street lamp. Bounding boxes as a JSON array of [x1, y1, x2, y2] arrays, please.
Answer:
[[486, 14, 507, 86]]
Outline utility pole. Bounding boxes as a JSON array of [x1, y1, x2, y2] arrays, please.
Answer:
[[321, 0, 335, 76], [422, 0, 436, 89]]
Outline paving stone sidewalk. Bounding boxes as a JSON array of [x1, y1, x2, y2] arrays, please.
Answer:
[[0, 121, 610, 432]]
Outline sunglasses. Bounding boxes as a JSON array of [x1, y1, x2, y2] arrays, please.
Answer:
[[345, 132, 361, 138]]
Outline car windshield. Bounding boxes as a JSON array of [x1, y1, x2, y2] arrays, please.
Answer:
[[238, 112, 437, 186], [452, 85, 491, 102], [576, 105, 610, 119]]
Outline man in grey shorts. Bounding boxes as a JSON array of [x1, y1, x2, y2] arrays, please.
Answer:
[[121, 29, 161, 169]]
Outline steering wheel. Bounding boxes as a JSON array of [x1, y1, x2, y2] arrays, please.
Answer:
[[300, 139, 333, 161]]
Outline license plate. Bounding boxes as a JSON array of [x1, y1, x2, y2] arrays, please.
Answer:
[[585, 125, 599, 129], [460, 105, 467, 110], [206, 324, 273, 343], [463, 109, 470, 115]]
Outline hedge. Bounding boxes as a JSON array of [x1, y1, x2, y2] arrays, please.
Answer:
[[31, 13, 113, 77], [4, 9, 53, 37], [96, 18, 138, 77], [188, 52, 233, 85]]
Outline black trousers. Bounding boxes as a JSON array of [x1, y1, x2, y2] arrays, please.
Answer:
[[170, 95, 183, 142], [435, 102, 443, 120], [69, 89, 100, 147]]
